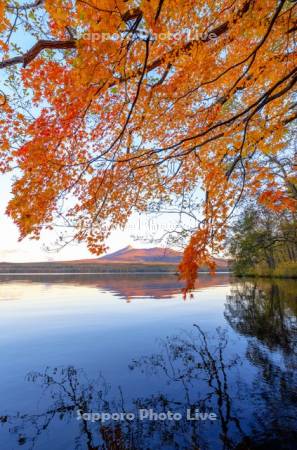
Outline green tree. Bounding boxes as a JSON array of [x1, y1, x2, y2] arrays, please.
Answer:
[[229, 206, 297, 275]]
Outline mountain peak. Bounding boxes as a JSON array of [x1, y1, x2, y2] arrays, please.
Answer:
[[99, 246, 182, 264], [97, 246, 230, 268]]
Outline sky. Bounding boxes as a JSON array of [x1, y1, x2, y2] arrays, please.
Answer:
[[0, 173, 184, 262], [0, 175, 146, 262]]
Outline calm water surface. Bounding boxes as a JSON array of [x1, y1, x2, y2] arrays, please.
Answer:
[[0, 274, 296, 450]]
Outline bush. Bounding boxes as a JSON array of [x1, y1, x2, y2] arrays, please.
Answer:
[[273, 262, 297, 278], [235, 261, 297, 278]]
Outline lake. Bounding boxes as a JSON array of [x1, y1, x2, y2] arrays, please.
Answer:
[[0, 274, 296, 450]]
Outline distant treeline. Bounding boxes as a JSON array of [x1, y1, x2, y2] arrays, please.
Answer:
[[0, 262, 175, 274], [0, 262, 232, 274]]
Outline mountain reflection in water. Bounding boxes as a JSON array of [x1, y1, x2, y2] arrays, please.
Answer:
[[0, 276, 296, 449], [0, 273, 230, 301]]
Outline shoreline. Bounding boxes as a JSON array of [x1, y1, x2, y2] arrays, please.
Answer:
[[235, 273, 297, 279], [0, 271, 232, 276]]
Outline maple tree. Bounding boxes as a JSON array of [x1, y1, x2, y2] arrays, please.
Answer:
[[0, 0, 296, 289]]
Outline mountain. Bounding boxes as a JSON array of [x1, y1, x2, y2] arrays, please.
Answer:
[[97, 246, 230, 269], [98, 245, 182, 264], [0, 246, 230, 273]]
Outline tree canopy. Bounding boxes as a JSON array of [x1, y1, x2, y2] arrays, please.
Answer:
[[0, 0, 296, 288]]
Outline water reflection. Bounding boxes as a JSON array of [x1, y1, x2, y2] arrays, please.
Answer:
[[225, 278, 297, 449], [0, 273, 230, 301], [1, 277, 297, 449], [2, 317, 297, 449], [0, 326, 244, 449], [225, 278, 297, 354]]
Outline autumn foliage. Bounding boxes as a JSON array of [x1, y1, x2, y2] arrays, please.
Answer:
[[0, 0, 296, 289]]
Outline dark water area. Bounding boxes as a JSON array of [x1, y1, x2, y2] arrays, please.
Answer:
[[0, 274, 296, 449]]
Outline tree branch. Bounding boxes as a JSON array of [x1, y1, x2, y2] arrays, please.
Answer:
[[7, 0, 44, 11], [0, 39, 76, 69], [0, 1, 253, 71]]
